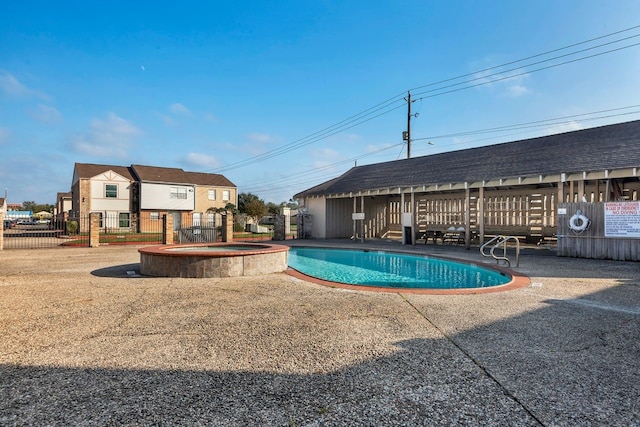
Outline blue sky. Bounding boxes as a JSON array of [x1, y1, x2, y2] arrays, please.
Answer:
[[1, 1, 640, 205]]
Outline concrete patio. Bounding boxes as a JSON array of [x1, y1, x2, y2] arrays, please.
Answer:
[[0, 241, 638, 426]]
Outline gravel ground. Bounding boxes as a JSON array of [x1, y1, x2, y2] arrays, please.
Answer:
[[0, 242, 638, 426]]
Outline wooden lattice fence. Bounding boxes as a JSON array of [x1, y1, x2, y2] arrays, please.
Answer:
[[557, 202, 640, 261]]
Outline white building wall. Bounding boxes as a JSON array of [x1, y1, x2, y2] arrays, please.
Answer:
[[90, 173, 131, 212], [306, 197, 327, 239], [141, 182, 195, 210]]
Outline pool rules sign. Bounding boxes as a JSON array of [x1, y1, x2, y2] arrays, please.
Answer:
[[604, 201, 640, 238]]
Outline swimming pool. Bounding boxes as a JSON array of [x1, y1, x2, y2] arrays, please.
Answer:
[[288, 247, 513, 291]]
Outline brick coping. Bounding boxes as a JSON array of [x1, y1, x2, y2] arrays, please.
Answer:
[[138, 242, 290, 257], [285, 250, 530, 295]]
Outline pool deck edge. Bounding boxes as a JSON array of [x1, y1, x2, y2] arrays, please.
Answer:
[[286, 262, 530, 295]]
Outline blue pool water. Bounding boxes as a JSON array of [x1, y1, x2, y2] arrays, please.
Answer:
[[288, 247, 510, 290]]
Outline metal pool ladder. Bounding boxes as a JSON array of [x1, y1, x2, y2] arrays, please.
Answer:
[[480, 235, 520, 267]]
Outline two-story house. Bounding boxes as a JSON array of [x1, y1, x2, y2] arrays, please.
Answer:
[[54, 192, 72, 224], [71, 162, 236, 233], [131, 164, 236, 231], [71, 163, 136, 232]]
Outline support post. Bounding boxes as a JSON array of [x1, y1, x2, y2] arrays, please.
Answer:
[[0, 211, 4, 251], [352, 197, 357, 239], [89, 212, 100, 248], [410, 191, 415, 245], [464, 188, 471, 249], [478, 187, 485, 246], [406, 91, 412, 159], [558, 178, 566, 205], [578, 180, 586, 202], [360, 196, 365, 242], [163, 214, 174, 245], [221, 211, 233, 242]]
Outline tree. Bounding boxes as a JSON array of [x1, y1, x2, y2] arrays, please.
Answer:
[[22, 201, 37, 212], [244, 199, 268, 224], [266, 202, 280, 215], [206, 202, 237, 216], [205, 203, 237, 227], [237, 192, 268, 224], [237, 193, 259, 213], [286, 198, 299, 209], [22, 201, 54, 213]]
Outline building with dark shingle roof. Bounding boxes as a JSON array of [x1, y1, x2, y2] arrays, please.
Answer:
[[71, 162, 236, 232], [294, 120, 640, 242], [130, 164, 236, 229]]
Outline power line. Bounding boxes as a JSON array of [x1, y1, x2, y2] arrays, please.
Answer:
[[409, 24, 640, 93], [212, 94, 406, 173], [412, 38, 640, 99], [412, 105, 640, 141], [238, 142, 404, 192], [237, 107, 640, 197], [211, 24, 640, 179]]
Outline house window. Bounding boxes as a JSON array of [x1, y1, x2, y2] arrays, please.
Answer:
[[119, 212, 130, 228], [170, 187, 187, 199], [222, 190, 230, 201], [205, 212, 215, 226], [208, 189, 216, 200], [105, 184, 118, 198], [193, 212, 202, 226], [150, 212, 159, 220]]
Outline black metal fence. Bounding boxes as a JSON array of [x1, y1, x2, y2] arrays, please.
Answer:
[[175, 218, 219, 244], [2, 214, 164, 250], [2, 219, 71, 249], [2, 213, 296, 249]]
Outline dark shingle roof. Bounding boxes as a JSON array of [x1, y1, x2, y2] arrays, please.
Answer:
[[295, 120, 640, 197], [131, 164, 236, 187], [74, 163, 135, 181]]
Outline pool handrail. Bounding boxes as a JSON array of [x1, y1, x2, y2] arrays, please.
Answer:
[[480, 235, 520, 267]]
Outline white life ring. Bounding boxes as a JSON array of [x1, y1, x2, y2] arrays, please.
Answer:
[[569, 210, 589, 232]]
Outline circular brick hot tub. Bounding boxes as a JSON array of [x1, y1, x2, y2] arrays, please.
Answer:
[[138, 243, 290, 278]]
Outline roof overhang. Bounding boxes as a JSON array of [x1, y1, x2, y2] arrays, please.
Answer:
[[298, 167, 639, 200]]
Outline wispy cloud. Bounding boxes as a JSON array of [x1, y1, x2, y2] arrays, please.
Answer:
[[203, 112, 218, 123], [0, 71, 50, 100], [29, 104, 63, 124], [71, 113, 141, 158], [183, 152, 220, 169], [0, 127, 8, 145], [309, 147, 343, 169], [472, 59, 531, 97], [247, 132, 274, 144], [169, 102, 191, 115], [161, 103, 192, 127], [161, 114, 176, 126], [546, 120, 583, 135], [365, 142, 395, 153]]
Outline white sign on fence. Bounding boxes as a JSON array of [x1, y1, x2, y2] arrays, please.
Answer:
[[604, 201, 640, 238], [352, 212, 365, 220]]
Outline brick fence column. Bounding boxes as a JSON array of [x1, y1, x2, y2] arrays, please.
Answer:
[[163, 214, 174, 245], [221, 211, 233, 242], [0, 212, 4, 251], [89, 212, 100, 248]]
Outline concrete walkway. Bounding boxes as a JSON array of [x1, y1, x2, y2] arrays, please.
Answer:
[[0, 241, 638, 426]]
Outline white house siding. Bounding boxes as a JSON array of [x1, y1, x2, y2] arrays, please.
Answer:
[[306, 197, 327, 239], [89, 172, 131, 212], [140, 183, 195, 210]]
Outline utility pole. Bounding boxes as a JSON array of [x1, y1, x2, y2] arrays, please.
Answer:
[[406, 91, 412, 158], [403, 91, 417, 159]]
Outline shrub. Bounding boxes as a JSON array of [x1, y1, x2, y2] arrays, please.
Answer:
[[66, 220, 78, 235]]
